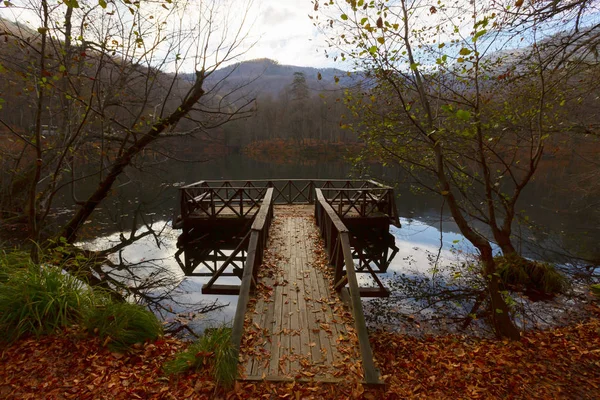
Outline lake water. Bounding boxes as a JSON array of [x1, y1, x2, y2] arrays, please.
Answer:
[[77, 153, 599, 335]]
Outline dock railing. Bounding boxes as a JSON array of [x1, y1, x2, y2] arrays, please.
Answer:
[[230, 188, 275, 369], [319, 187, 396, 221], [180, 183, 266, 220], [314, 188, 382, 386], [178, 179, 399, 226]]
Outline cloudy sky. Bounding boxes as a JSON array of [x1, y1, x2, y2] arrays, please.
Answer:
[[245, 0, 332, 67], [0, 0, 340, 68]]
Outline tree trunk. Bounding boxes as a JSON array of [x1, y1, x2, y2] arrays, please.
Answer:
[[58, 71, 206, 243], [432, 142, 520, 340], [28, 1, 49, 261], [479, 245, 521, 339], [495, 229, 518, 256]]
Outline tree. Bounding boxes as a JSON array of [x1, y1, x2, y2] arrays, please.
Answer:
[[0, 0, 256, 245], [315, 0, 599, 338], [288, 72, 310, 143]]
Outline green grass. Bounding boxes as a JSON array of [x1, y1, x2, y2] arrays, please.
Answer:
[[163, 326, 237, 388], [496, 253, 567, 294], [0, 262, 95, 342], [0, 249, 30, 282], [0, 248, 164, 351], [84, 302, 163, 352], [591, 284, 600, 298]]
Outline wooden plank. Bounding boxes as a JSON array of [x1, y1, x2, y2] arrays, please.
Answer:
[[201, 284, 241, 295], [288, 258, 302, 374], [358, 287, 390, 297], [245, 218, 280, 378], [279, 249, 291, 377], [242, 375, 342, 384], [244, 294, 262, 377], [267, 217, 288, 377], [252, 189, 274, 230], [296, 220, 321, 367], [301, 219, 335, 370], [293, 256, 311, 373], [306, 223, 342, 367]]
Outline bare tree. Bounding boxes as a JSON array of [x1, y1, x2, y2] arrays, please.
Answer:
[[0, 0, 257, 245]]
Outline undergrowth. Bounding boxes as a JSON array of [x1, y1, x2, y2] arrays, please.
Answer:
[[496, 253, 567, 295], [163, 326, 236, 388], [0, 261, 94, 342], [592, 284, 600, 298], [0, 248, 163, 351], [84, 302, 163, 352]]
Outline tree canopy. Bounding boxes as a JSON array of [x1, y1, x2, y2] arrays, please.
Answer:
[[313, 0, 600, 338]]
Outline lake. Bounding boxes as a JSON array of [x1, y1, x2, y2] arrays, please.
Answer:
[[77, 153, 599, 334]]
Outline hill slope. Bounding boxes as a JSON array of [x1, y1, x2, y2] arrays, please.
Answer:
[[185, 58, 360, 97]]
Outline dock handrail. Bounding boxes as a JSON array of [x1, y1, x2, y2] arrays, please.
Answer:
[[230, 187, 275, 370], [177, 179, 399, 228], [180, 179, 388, 205], [314, 188, 382, 386]]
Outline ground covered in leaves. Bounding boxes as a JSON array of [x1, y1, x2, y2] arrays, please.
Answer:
[[1, 307, 599, 399]]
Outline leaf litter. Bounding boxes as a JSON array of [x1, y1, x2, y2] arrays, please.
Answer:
[[1, 205, 599, 398]]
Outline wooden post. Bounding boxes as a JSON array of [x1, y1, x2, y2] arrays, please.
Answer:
[[340, 232, 380, 385], [239, 189, 243, 216]]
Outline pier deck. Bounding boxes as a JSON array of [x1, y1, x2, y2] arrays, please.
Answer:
[[241, 206, 361, 381], [173, 179, 397, 385]]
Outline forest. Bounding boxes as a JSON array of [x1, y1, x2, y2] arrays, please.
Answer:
[[0, 0, 599, 398]]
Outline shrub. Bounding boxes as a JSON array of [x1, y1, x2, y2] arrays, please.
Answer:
[[84, 302, 163, 352], [592, 284, 600, 298], [496, 253, 567, 295], [163, 326, 236, 388], [0, 263, 94, 342], [0, 249, 163, 351]]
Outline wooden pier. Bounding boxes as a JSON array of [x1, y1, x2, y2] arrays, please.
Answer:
[[173, 179, 400, 385]]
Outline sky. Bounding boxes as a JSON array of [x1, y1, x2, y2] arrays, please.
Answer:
[[0, 0, 342, 69], [4, 0, 596, 72], [245, 0, 336, 68]]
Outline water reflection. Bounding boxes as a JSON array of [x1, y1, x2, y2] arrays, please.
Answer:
[[82, 215, 468, 333], [81, 223, 240, 333], [175, 231, 248, 278], [64, 153, 599, 267], [70, 152, 599, 337]]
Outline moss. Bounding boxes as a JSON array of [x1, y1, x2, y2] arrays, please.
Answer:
[[495, 253, 567, 295], [591, 284, 600, 298]]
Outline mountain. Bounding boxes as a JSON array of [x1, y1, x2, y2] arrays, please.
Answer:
[[183, 58, 361, 97]]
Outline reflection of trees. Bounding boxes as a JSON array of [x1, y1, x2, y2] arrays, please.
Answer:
[[365, 252, 592, 337], [79, 221, 226, 336]]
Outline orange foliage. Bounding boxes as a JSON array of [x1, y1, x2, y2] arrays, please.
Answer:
[[1, 306, 599, 399]]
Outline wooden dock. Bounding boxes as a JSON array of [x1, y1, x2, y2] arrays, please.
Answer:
[[241, 206, 361, 381], [173, 179, 400, 385]]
